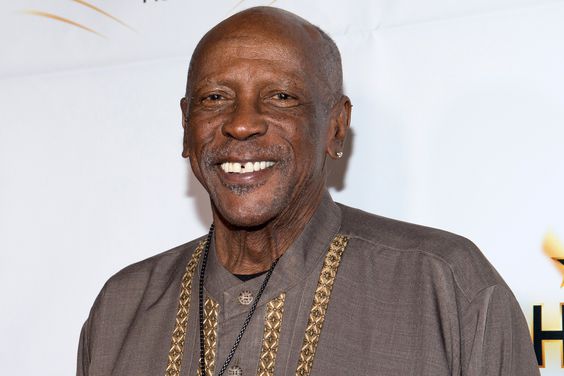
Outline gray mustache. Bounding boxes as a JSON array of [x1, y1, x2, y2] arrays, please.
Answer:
[[201, 143, 291, 165]]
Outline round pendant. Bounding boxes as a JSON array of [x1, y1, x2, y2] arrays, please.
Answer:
[[227, 365, 243, 376], [238, 290, 254, 305]]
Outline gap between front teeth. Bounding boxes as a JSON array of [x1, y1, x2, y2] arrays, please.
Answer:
[[220, 161, 275, 173]]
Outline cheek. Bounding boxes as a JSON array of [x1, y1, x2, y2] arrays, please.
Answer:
[[187, 113, 225, 163], [187, 117, 214, 149], [287, 121, 327, 165], [186, 120, 218, 182]]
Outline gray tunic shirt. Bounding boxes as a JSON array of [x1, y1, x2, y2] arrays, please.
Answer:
[[77, 192, 540, 375]]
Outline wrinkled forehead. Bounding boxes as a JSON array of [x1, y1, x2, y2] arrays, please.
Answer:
[[187, 15, 325, 90], [192, 33, 310, 75], [197, 9, 320, 57]]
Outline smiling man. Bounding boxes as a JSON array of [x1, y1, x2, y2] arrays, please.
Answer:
[[77, 7, 539, 376]]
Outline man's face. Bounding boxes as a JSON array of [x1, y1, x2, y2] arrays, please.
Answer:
[[183, 30, 333, 228]]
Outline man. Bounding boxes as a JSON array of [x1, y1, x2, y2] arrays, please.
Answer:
[[77, 6, 540, 376]]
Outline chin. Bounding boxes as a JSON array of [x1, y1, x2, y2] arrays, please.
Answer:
[[211, 188, 290, 229]]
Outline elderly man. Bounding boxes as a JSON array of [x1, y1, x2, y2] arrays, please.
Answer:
[[77, 6, 539, 376]]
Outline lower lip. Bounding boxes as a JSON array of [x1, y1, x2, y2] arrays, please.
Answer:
[[217, 165, 276, 186]]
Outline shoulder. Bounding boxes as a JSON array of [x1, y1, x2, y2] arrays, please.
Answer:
[[103, 236, 205, 292], [79, 236, 207, 370], [336, 203, 506, 302], [90, 236, 206, 316]]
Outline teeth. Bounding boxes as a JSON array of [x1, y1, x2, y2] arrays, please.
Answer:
[[220, 161, 275, 174]]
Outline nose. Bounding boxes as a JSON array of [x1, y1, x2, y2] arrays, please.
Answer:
[[222, 99, 268, 140]]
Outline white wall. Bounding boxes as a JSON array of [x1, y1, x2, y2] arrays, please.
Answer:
[[1, 0, 563, 374]]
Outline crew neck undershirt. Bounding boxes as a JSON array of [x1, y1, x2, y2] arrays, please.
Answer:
[[233, 270, 268, 282]]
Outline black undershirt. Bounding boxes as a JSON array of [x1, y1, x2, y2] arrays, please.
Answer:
[[234, 270, 268, 282]]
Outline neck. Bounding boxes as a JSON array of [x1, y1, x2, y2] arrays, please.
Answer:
[[213, 186, 325, 275]]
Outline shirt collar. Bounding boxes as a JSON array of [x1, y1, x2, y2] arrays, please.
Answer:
[[202, 190, 342, 319]]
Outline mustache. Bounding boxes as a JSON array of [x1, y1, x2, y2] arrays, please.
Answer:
[[201, 142, 291, 165]]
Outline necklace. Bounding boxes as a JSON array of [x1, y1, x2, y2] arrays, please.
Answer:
[[165, 232, 348, 376], [198, 224, 280, 376]]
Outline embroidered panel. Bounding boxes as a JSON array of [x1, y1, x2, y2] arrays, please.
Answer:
[[165, 240, 206, 376], [198, 297, 219, 376], [295, 235, 349, 376], [257, 293, 287, 376]]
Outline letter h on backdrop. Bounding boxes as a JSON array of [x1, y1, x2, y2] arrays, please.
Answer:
[[533, 304, 564, 367]]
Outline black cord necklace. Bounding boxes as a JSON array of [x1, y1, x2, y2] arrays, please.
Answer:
[[198, 224, 280, 376]]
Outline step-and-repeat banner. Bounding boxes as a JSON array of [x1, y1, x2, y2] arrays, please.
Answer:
[[1, 1, 563, 374]]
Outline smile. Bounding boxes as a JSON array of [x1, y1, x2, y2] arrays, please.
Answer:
[[220, 161, 275, 174]]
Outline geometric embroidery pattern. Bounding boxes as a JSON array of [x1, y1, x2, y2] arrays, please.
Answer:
[[295, 235, 349, 376], [165, 240, 206, 376], [198, 297, 219, 376], [257, 293, 286, 376], [164, 234, 348, 376]]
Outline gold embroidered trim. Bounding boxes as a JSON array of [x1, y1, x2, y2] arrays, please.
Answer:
[[198, 297, 219, 376], [165, 240, 206, 376], [295, 235, 349, 376], [257, 293, 287, 376]]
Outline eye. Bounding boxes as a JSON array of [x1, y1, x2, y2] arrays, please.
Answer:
[[275, 93, 291, 100], [203, 93, 223, 102], [267, 92, 299, 108], [198, 92, 229, 109]]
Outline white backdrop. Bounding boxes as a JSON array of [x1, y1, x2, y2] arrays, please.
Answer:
[[1, 0, 563, 374]]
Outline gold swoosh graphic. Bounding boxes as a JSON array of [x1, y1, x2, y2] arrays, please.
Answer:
[[22, 10, 105, 38], [72, 0, 136, 32], [228, 0, 247, 14], [543, 231, 564, 287]]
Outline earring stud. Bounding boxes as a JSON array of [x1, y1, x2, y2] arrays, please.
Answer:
[[336, 152, 343, 159]]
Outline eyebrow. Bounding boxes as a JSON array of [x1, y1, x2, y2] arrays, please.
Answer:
[[192, 74, 307, 93]]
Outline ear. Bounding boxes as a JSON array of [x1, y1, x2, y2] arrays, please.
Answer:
[[326, 95, 352, 159], [180, 97, 190, 158]]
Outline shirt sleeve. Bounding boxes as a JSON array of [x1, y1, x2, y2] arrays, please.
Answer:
[[462, 284, 540, 376], [77, 284, 107, 376], [77, 318, 91, 376]]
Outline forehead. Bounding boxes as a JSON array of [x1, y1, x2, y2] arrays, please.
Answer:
[[189, 28, 318, 87]]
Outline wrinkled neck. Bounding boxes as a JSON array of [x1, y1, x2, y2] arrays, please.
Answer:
[[212, 184, 325, 275]]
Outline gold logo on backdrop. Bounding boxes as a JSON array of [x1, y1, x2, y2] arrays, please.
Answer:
[[22, 0, 135, 38], [532, 231, 564, 368], [543, 231, 564, 287], [22, 0, 280, 38]]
